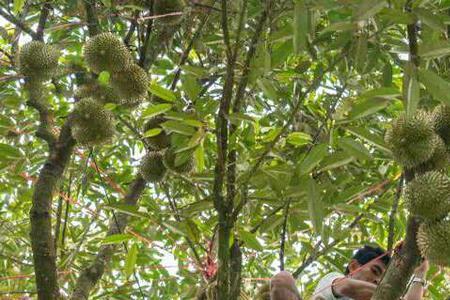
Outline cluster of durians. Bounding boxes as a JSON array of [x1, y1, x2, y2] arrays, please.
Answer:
[[385, 105, 450, 267], [139, 116, 195, 183]]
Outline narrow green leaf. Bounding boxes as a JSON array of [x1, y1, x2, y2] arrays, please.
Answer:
[[98, 71, 110, 85], [355, 0, 387, 21], [305, 177, 323, 234], [354, 34, 368, 73], [103, 234, 134, 245], [346, 126, 391, 154], [239, 230, 263, 251], [298, 143, 328, 175], [419, 40, 450, 58], [161, 120, 196, 136], [182, 76, 201, 101], [287, 132, 312, 147], [360, 87, 400, 99], [104, 204, 148, 219], [194, 144, 205, 172], [418, 69, 450, 105], [404, 70, 420, 117], [338, 137, 372, 161], [142, 104, 172, 119], [143, 128, 162, 138], [124, 244, 138, 278], [0, 143, 22, 160], [414, 8, 445, 33], [294, 0, 308, 54], [148, 83, 176, 102], [318, 152, 354, 172], [349, 98, 390, 120], [257, 78, 279, 100]]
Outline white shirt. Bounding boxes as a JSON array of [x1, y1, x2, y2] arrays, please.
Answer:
[[313, 272, 353, 300]]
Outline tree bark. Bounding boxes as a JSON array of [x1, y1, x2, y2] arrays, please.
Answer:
[[30, 120, 76, 299], [70, 176, 147, 300]]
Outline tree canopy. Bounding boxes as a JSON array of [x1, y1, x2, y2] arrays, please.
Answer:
[[0, 0, 449, 299]]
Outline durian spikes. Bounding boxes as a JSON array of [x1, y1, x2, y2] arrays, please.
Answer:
[[417, 218, 450, 267], [385, 111, 435, 169], [143, 116, 170, 150], [154, 0, 185, 25], [84, 32, 133, 74], [415, 135, 449, 173], [164, 149, 194, 174], [139, 151, 167, 182], [404, 171, 450, 220], [432, 104, 450, 145], [72, 97, 115, 146], [111, 64, 149, 105], [18, 41, 60, 80], [75, 83, 121, 105]]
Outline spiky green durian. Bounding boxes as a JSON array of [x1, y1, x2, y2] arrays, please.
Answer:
[[18, 41, 60, 79], [404, 171, 450, 220], [432, 104, 450, 145], [139, 151, 167, 182], [416, 135, 450, 173], [385, 111, 435, 169], [111, 64, 149, 105], [83, 32, 133, 73], [143, 116, 170, 150], [154, 0, 185, 25], [75, 83, 121, 104], [164, 149, 194, 174], [72, 97, 115, 145], [417, 218, 450, 267]]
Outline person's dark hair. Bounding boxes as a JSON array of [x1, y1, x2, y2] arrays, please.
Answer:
[[344, 245, 391, 275]]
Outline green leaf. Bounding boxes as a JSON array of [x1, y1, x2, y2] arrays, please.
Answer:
[[418, 69, 450, 105], [414, 8, 445, 33], [318, 152, 354, 172], [143, 128, 162, 138], [305, 177, 323, 234], [349, 98, 390, 120], [257, 78, 279, 100], [13, 0, 25, 14], [142, 104, 172, 119], [149, 83, 177, 102], [161, 120, 196, 136], [346, 126, 391, 154], [360, 87, 400, 99], [103, 234, 134, 245], [194, 144, 205, 172], [164, 220, 189, 236], [0, 143, 22, 161], [98, 71, 110, 85], [104, 204, 148, 219], [124, 244, 138, 278], [298, 143, 328, 175], [287, 132, 312, 147], [354, 34, 368, 73], [182, 76, 201, 101], [239, 230, 263, 251], [354, 0, 387, 21], [419, 40, 450, 58], [404, 65, 420, 117], [338, 137, 372, 161], [293, 0, 308, 54]]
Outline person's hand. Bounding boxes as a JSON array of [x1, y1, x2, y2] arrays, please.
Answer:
[[413, 259, 429, 278]]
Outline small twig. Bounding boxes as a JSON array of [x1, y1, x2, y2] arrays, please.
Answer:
[[388, 174, 403, 252], [0, 7, 37, 39], [279, 199, 290, 271]]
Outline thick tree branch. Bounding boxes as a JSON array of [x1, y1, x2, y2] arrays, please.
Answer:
[[36, 2, 52, 41], [30, 119, 76, 300], [83, 0, 100, 37], [70, 176, 147, 300], [388, 175, 403, 252]]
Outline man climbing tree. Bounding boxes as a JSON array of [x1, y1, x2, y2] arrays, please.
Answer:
[[0, 0, 449, 299]]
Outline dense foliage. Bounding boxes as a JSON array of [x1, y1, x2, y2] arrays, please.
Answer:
[[0, 0, 449, 299]]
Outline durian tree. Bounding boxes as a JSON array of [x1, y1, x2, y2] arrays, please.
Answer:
[[0, 1, 449, 300]]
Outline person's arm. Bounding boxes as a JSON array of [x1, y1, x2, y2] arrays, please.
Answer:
[[404, 260, 429, 300], [332, 277, 377, 300]]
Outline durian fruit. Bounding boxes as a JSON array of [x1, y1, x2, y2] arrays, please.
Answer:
[[71, 97, 115, 145], [83, 32, 133, 74], [415, 135, 450, 173], [164, 149, 195, 174], [139, 151, 167, 182], [432, 104, 450, 145], [143, 116, 170, 150], [24, 79, 46, 102], [75, 83, 121, 104], [18, 41, 60, 79], [111, 64, 149, 105], [404, 171, 450, 220], [417, 218, 450, 267], [154, 0, 185, 25], [385, 111, 435, 169]]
